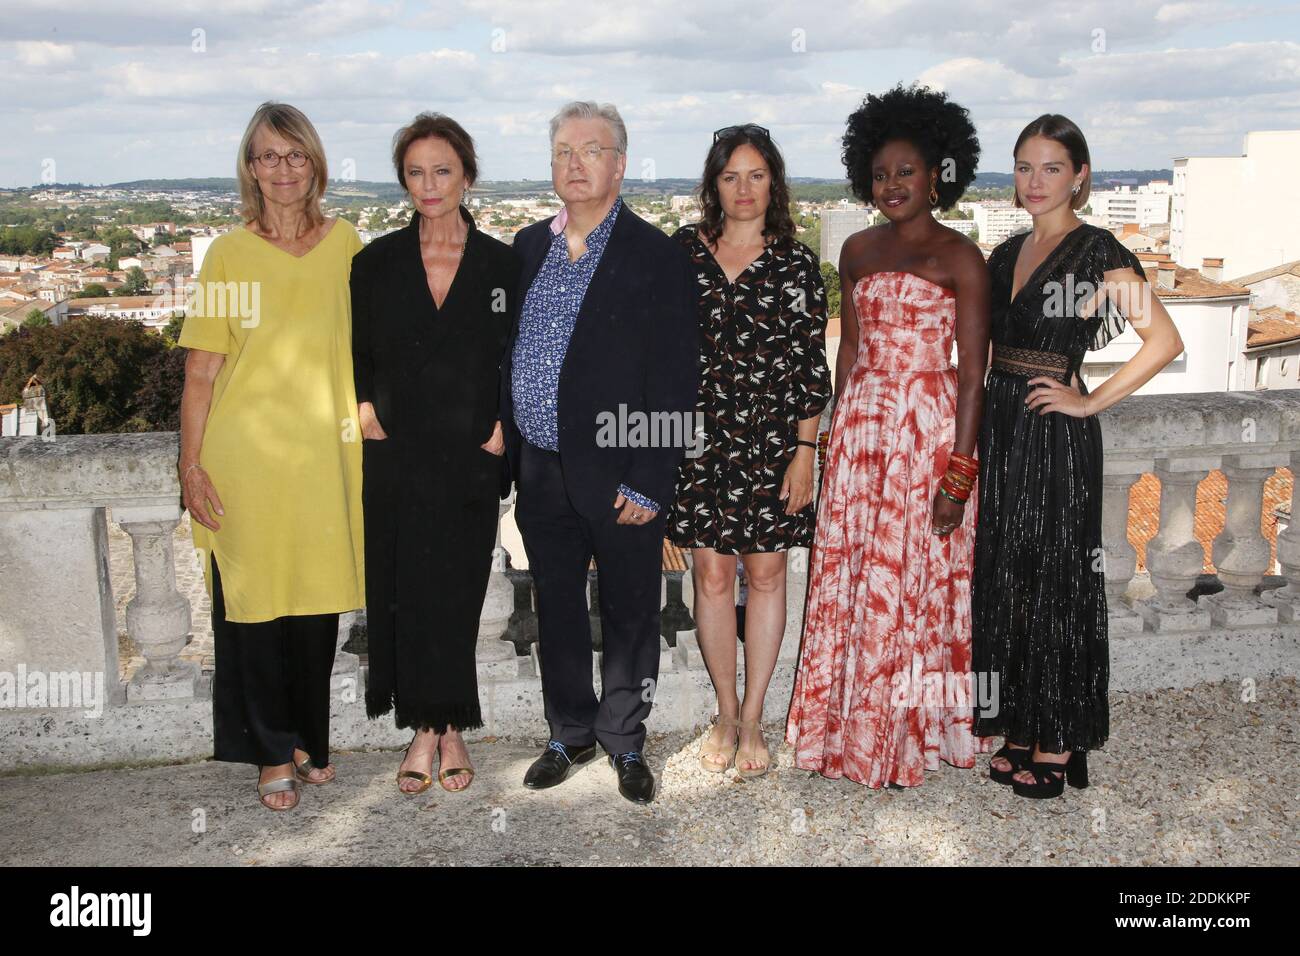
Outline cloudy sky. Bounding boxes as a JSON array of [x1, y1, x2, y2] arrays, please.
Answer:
[[2, 0, 1298, 188]]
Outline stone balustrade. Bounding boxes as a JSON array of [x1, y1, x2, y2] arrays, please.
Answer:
[[2, 390, 1299, 770]]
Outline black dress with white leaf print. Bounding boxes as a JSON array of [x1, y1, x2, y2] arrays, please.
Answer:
[[668, 224, 832, 555]]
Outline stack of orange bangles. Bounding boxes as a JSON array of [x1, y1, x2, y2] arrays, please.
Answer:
[[938, 451, 978, 505]]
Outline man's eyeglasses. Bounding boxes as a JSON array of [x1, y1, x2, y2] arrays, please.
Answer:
[[250, 149, 310, 169], [551, 144, 622, 165], [713, 124, 771, 144]]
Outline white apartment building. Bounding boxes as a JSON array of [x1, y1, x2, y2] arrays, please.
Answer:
[[1245, 306, 1300, 389], [1087, 181, 1171, 230], [1170, 130, 1300, 279], [820, 206, 873, 266], [66, 294, 180, 330], [971, 202, 1032, 245], [1232, 260, 1300, 314], [191, 234, 218, 276], [1082, 253, 1253, 394]]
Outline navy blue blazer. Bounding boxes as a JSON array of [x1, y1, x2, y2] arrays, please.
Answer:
[[500, 202, 700, 520]]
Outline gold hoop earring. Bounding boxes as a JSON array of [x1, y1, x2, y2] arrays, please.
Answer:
[[929, 185, 939, 207]]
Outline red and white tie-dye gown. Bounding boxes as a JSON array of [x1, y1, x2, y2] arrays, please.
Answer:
[[785, 271, 989, 788]]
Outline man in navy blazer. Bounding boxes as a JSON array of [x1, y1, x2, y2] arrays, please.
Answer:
[[500, 101, 699, 804]]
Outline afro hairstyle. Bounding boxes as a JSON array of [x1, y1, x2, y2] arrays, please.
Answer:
[[842, 83, 981, 211]]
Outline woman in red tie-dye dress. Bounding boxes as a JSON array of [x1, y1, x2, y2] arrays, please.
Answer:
[[786, 84, 991, 788]]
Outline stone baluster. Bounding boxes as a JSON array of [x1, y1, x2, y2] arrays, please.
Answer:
[[779, 546, 810, 660], [1265, 452, 1300, 621], [659, 570, 694, 647], [332, 611, 360, 698], [476, 497, 518, 680], [505, 568, 538, 652], [1205, 458, 1279, 626], [587, 570, 603, 651], [1137, 459, 1214, 632], [1101, 471, 1144, 635], [115, 505, 197, 701]]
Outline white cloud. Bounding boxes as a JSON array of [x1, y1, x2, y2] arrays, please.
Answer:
[[0, 1, 1296, 185]]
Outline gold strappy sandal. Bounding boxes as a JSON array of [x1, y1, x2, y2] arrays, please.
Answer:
[[438, 766, 475, 792], [698, 715, 740, 773], [735, 719, 771, 780], [396, 738, 434, 796]]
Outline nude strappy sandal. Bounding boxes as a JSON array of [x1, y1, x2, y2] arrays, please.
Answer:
[[735, 719, 771, 780], [698, 715, 740, 773]]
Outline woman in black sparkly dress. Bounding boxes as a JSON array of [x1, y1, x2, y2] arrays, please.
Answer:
[[972, 115, 1183, 798]]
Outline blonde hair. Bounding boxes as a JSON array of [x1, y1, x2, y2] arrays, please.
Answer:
[[236, 101, 328, 229]]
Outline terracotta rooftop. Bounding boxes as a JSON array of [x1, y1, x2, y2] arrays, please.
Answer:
[[66, 295, 167, 309], [1133, 255, 1251, 299], [1247, 307, 1300, 349], [1230, 260, 1300, 286]]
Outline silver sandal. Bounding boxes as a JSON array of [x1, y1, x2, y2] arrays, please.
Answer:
[[257, 773, 301, 811], [293, 755, 334, 785]]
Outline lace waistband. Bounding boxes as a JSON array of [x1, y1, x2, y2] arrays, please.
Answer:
[[990, 345, 1071, 383]]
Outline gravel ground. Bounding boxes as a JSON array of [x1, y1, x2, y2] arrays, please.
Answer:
[[1, 677, 1294, 867]]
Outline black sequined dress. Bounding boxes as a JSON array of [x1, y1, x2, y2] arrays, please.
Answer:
[[972, 223, 1148, 752]]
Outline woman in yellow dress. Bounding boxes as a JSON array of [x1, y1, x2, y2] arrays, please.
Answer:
[[178, 101, 365, 811]]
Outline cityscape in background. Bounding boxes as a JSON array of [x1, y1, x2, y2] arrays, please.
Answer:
[[2, 129, 1299, 436]]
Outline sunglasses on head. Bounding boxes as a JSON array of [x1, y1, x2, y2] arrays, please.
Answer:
[[712, 124, 771, 144]]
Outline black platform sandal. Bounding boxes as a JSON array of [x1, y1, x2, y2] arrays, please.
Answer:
[[1011, 751, 1089, 799], [989, 744, 1032, 785]]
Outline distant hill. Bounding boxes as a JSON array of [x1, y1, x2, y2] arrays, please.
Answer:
[[8, 169, 1173, 198]]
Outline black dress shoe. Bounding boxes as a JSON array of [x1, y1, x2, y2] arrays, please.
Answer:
[[523, 740, 598, 790], [609, 751, 655, 804]]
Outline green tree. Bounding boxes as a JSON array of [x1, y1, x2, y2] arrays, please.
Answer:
[[23, 308, 51, 327], [132, 345, 186, 431], [161, 313, 185, 345], [78, 283, 111, 298], [0, 316, 181, 433], [819, 261, 841, 318], [121, 266, 150, 295]]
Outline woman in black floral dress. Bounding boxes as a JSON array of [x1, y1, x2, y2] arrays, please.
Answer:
[[973, 115, 1182, 799], [670, 124, 831, 779]]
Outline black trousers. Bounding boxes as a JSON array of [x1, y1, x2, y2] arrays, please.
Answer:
[[211, 558, 339, 768], [514, 441, 664, 754]]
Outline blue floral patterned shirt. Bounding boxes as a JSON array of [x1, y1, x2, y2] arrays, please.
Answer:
[[512, 197, 659, 512]]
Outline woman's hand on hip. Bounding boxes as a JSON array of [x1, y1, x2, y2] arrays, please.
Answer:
[[359, 401, 388, 440], [181, 462, 224, 532], [1025, 375, 1093, 418], [481, 420, 505, 456]]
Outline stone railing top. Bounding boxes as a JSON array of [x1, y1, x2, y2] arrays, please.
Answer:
[[5, 390, 1300, 509], [0, 431, 180, 512], [1098, 388, 1300, 472]]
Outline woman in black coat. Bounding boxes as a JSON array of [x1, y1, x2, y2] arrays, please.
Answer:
[[351, 112, 518, 794]]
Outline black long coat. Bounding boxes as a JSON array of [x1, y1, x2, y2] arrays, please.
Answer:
[[351, 207, 518, 732]]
